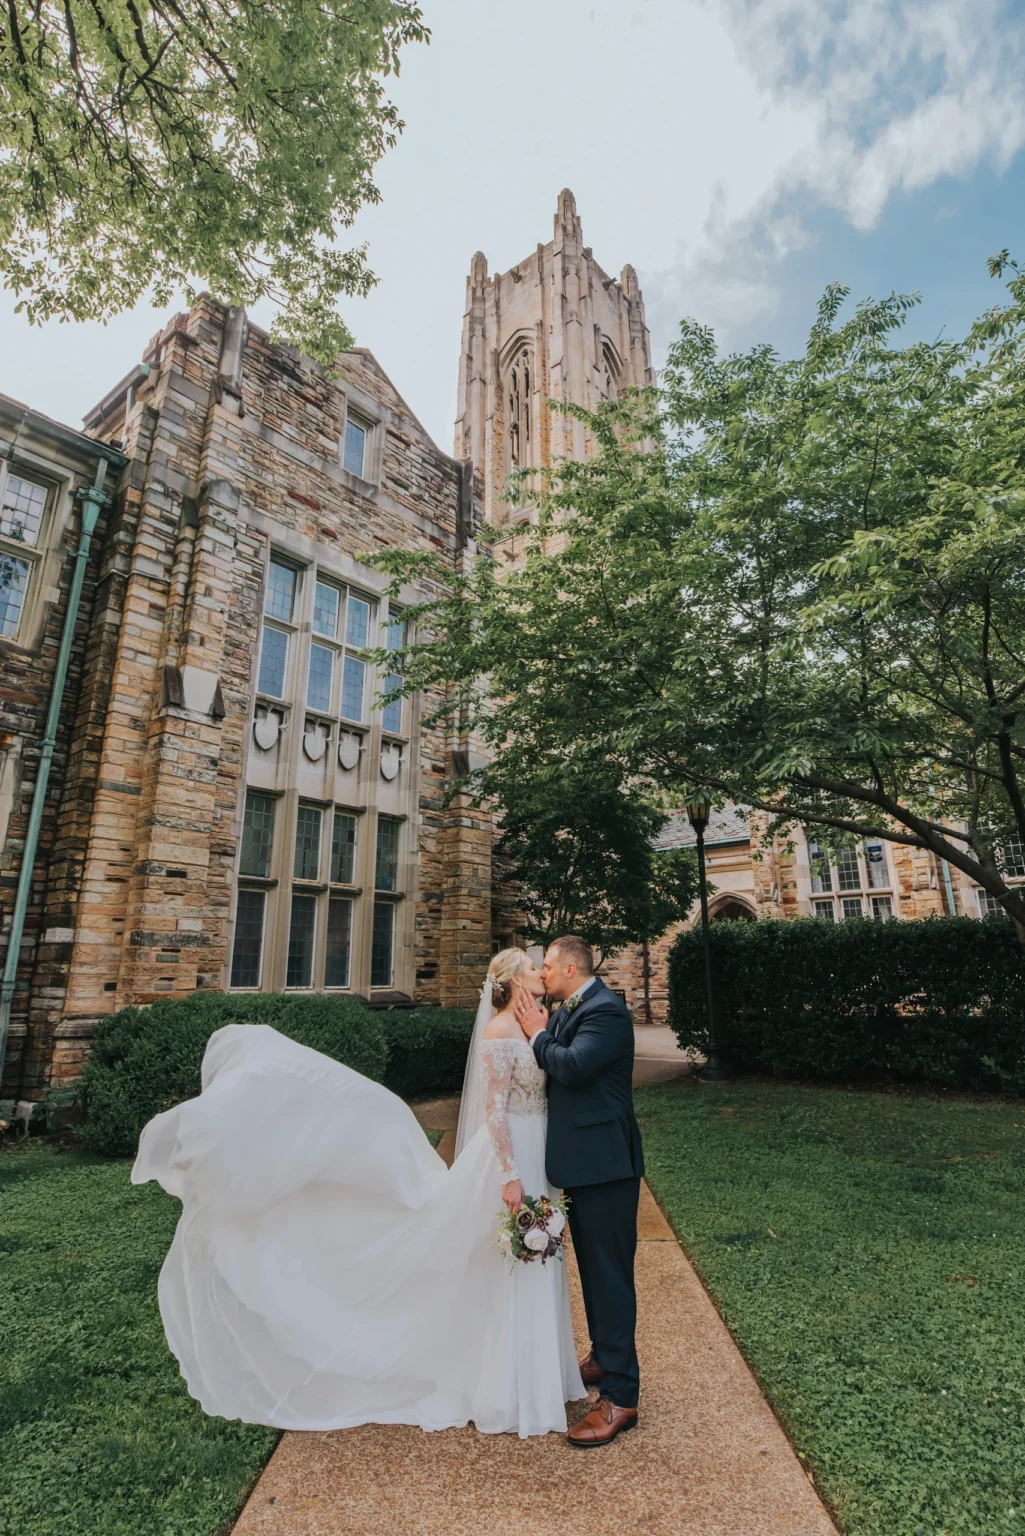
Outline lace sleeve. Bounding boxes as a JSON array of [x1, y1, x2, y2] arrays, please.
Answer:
[[480, 1040, 519, 1183]]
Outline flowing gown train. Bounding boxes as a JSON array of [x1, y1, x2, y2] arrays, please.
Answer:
[[132, 1024, 585, 1436]]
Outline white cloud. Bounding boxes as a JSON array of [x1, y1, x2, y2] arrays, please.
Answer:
[[1, 0, 1023, 443], [639, 0, 1025, 358]]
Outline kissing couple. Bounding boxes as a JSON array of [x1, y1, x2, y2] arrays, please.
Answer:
[[133, 936, 646, 1446]]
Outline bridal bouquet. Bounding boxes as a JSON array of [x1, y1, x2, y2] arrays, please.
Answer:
[[497, 1194, 569, 1266]]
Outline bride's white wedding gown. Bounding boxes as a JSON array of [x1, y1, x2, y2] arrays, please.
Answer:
[[132, 1023, 585, 1436]]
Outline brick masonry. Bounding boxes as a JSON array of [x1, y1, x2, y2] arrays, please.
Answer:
[[1, 300, 494, 1096]]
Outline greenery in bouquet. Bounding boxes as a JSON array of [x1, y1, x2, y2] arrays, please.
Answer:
[[497, 1194, 570, 1266]]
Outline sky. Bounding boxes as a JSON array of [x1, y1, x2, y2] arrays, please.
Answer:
[[3, 0, 1025, 452]]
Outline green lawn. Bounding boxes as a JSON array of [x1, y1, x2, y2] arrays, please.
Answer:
[[637, 1079, 1025, 1536], [0, 1144, 277, 1536]]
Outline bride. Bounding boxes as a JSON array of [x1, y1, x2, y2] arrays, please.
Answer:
[[131, 948, 586, 1437]]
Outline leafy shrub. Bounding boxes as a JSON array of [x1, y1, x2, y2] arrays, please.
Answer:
[[668, 915, 1025, 1091], [380, 1006, 477, 1099], [80, 991, 387, 1157]]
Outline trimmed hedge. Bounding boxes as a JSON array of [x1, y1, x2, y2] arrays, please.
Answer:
[[380, 1006, 477, 1099], [79, 993, 479, 1156], [80, 991, 388, 1157], [668, 915, 1025, 1092]]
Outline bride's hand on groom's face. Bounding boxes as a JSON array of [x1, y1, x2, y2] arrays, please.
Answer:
[[513, 993, 547, 1040]]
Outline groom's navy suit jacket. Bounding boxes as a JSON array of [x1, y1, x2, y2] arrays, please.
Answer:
[[531, 978, 644, 1190]]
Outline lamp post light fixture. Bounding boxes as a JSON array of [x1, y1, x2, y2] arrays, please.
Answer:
[[686, 793, 730, 1083]]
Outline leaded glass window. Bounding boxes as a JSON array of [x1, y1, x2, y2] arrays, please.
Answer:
[[286, 894, 316, 987], [294, 804, 323, 881], [382, 616, 405, 734], [343, 416, 368, 478], [345, 594, 370, 649], [0, 554, 31, 640], [375, 817, 399, 892], [307, 642, 334, 712], [1000, 836, 1025, 879], [808, 843, 832, 894], [325, 898, 353, 988], [258, 625, 288, 697], [312, 580, 340, 638], [264, 559, 297, 621], [230, 889, 266, 987], [331, 811, 357, 884], [239, 791, 275, 877], [341, 655, 365, 721], [865, 842, 889, 889], [0, 475, 46, 545], [371, 900, 394, 987], [836, 848, 861, 892]]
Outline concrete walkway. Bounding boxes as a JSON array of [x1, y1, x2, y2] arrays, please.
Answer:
[[232, 1067, 838, 1536], [632, 1023, 702, 1087]]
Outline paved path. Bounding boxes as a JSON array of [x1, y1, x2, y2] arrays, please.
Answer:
[[232, 1069, 838, 1536], [632, 1023, 702, 1087]]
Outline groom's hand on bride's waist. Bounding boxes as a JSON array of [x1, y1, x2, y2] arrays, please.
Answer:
[[514, 993, 548, 1043]]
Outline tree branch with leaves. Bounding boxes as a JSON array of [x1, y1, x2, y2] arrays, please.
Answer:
[[0, 0, 427, 359], [371, 263, 1025, 939]]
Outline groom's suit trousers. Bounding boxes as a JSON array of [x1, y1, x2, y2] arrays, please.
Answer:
[[565, 1176, 640, 1410]]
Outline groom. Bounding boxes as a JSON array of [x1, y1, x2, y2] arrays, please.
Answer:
[[515, 935, 644, 1447]]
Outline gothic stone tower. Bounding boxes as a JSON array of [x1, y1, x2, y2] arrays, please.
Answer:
[[454, 189, 653, 529]]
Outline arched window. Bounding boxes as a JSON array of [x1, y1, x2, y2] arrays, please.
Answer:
[[505, 345, 534, 471], [601, 341, 620, 402]]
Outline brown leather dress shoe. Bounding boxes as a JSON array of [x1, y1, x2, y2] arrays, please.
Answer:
[[566, 1397, 638, 1448], [578, 1353, 602, 1389]]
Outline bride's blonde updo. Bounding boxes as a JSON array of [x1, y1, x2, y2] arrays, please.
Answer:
[[487, 947, 530, 1010]]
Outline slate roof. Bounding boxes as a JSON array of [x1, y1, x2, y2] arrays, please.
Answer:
[[655, 806, 751, 849]]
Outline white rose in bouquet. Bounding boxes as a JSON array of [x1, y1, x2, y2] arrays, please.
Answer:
[[545, 1211, 566, 1238], [523, 1227, 549, 1253]]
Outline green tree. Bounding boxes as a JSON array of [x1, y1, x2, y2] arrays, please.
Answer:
[[0, 0, 427, 359], [373, 258, 1025, 938], [484, 749, 698, 969]]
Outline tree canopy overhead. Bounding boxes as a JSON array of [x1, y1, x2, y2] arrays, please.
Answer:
[[374, 257, 1025, 938], [0, 0, 427, 359]]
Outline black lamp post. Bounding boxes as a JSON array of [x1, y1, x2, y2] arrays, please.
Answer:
[[686, 793, 729, 1082]]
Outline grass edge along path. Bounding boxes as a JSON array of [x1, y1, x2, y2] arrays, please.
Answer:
[[0, 1143, 279, 1536], [0, 1119, 447, 1536], [636, 1078, 1025, 1536]]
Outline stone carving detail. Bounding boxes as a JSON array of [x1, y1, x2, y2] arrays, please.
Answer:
[[338, 732, 361, 772], [253, 709, 280, 752], [303, 720, 328, 762], [380, 742, 401, 782]]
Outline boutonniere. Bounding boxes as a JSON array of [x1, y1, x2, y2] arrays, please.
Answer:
[[563, 994, 583, 1016]]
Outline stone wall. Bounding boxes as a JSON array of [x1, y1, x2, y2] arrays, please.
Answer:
[[3, 299, 494, 1096], [0, 398, 128, 1097]]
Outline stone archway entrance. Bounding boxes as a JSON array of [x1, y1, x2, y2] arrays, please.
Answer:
[[709, 896, 756, 922]]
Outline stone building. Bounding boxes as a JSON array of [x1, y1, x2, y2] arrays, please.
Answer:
[[0, 399, 128, 1096], [602, 808, 1025, 1025], [1, 300, 492, 1101], [449, 189, 1020, 1027], [454, 187, 653, 530], [3, 190, 1017, 1100]]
